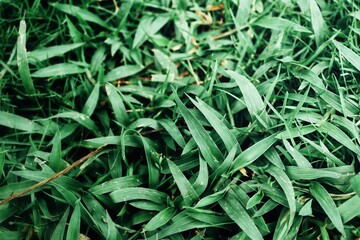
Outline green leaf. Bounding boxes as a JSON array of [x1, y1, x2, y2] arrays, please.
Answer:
[[350, 173, 360, 197], [82, 83, 100, 117], [50, 3, 109, 28], [192, 158, 208, 196], [158, 119, 186, 148], [32, 63, 85, 78], [299, 200, 313, 216], [49, 131, 62, 172], [144, 207, 176, 231], [254, 16, 311, 33], [226, 70, 267, 122], [333, 40, 360, 71], [110, 187, 168, 204], [267, 166, 296, 229], [173, 89, 222, 169], [318, 122, 360, 155], [51, 207, 70, 240], [66, 203, 81, 240], [0, 204, 17, 224], [105, 83, 129, 126], [190, 96, 238, 152], [17, 20, 36, 96], [309, 0, 328, 46], [27, 43, 84, 63], [310, 182, 345, 235], [90, 175, 145, 195], [230, 135, 277, 173], [104, 65, 143, 82], [219, 190, 264, 240], [49, 111, 99, 134], [285, 166, 341, 180], [0, 111, 45, 134], [338, 195, 360, 223], [282, 139, 312, 168], [167, 159, 199, 206], [90, 46, 106, 74], [0, 145, 4, 177]]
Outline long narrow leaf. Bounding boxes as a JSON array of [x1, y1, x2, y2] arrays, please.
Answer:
[[173, 89, 222, 169], [310, 182, 345, 235], [219, 191, 264, 240], [168, 160, 199, 206], [17, 20, 36, 96]]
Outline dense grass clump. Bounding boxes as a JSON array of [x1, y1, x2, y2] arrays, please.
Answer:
[[0, 0, 359, 239]]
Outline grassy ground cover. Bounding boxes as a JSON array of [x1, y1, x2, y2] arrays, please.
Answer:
[[0, 0, 359, 239]]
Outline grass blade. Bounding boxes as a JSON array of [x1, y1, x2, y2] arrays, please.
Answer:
[[105, 83, 129, 126], [226, 70, 267, 122], [0, 111, 44, 134], [189, 96, 238, 152], [32, 63, 85, 78], [66, 203, 81, 240], [173, 89, 222, 169], [192, 158, 208, 196], [50, 3, 108, 28], [333, 40, 360, 71], [167, 159, 199, 206], [309, 0, 328, 46], [267, 166, 296, 229], [90, 175, 145, 195], [230, 135, 277, 173], [109, 187, 168, 204], [51, 207, 70, 240], [82, 83, 100, 117], [219, 190, 264, 240], [158, 119, 186, 148], [104, 65, 143, 82], [254, 16, 311, 33], [17, 20, 36, 96], [27, 43, 84, 63], [144, 207, 176, 231], [310, 182, 345, 235]]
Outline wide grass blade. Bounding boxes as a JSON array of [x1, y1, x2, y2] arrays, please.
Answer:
[[189, 96, 238, 152], [90, 175, 145, 195], [104, 65, 143, 82], [309, 0, 328, 46], [50, 3, 109, 28], [318, 122, 360, 155], [226, 70, 267, 123], [66, 203, 81, 240], [109, 187, 168, 204], [333, 40, 360, 71], [0, 111, 44, 134], [17, 20, 36, 96], [192, 158, 208, 196], [310, 182, 345, 235], [167, 160, 199, 206], [144, 207, 176, 231], [32, 63, 85, 78], [51, 207, 70, 240], [49, 111, 99, 134], [267, 166, 296, 228], [219, 190, 264, 240], [173, 89, 222, 169], [230, 135, 277, 173], [254, 16, 311, 33], [27, 43, 84, 63], [105, 83, 129, 126], [158, 119, 186, 148], [82, 83, 100, 117]]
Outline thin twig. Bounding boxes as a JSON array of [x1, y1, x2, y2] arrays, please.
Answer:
[[0, 146, 107, 205]]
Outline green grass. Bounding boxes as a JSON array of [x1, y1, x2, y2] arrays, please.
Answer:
[[0, 0, 359, 239]]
